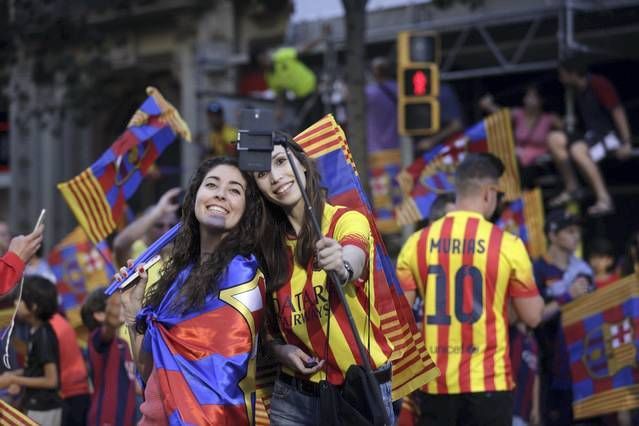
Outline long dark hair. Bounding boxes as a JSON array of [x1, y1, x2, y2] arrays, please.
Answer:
[[140, 157, 266, 326], [258, 140, 325, 291]]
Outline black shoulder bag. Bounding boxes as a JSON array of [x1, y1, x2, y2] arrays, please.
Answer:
[[318, 275, 387, 425]]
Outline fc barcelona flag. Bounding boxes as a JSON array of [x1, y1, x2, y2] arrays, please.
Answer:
[[48, 227, 116, 328], [58, 87, 191, 244], [293, 114, 440, 399], [396, 109, 520, 225], [562, 275, 639, 419]]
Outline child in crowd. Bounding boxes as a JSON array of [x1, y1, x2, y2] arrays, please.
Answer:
[[510, 307, 540, 426], [588, 238, 620, 289], [81, 287, 137, 426], [0, 276, 62, 426], [49, 311, 90, 426]]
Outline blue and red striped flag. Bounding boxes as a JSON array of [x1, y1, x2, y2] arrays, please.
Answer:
[[562, 275, 639, 419], [58, 87, 191, 244], [292, 115, 440, 400], [137, 256, 265, 424], [396, 109, 520, 225], [47, 227, 116, 329]]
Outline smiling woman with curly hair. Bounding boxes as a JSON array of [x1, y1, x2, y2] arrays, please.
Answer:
[[118, 157, 268, 425]]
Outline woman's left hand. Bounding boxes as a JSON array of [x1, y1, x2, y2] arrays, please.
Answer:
[[315, 237, 348, 281]]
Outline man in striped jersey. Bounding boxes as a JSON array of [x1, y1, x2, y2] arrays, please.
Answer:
[[396, 153, 544, 425]]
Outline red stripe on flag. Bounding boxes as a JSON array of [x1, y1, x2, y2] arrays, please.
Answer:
[[112, 192, 126, 225], [294, 120, 334, 144], [82, 169, 116, 234], [67, 176, 103, 242], [97, 164, 116, 193], [305, 136, 342, 158], [297, 128, 338, 152], [77, 172, 111, 239], [483, 226, 503, 391], [139, 141, 159, 172], [459, 217, 479, 392]]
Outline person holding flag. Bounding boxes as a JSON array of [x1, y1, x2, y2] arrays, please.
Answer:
[[254, 141, 396, 425], [117, 157, 267, 425], [396, 153, 544, 426]]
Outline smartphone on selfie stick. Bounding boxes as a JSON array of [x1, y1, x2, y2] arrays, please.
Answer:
[[237, 109, 391, 425]]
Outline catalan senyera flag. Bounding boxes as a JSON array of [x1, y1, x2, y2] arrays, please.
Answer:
[[396, 109, 520, 225], [0, 399, 38, 426], [496, 188, 546, 259], [562, 275, 639, 419], [58, 87, 191, 244], [289, 114, 439, 399], [47, 227, 116, 329]]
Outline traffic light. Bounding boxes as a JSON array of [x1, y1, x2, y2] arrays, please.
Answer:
[[397, 31, 441, 136]]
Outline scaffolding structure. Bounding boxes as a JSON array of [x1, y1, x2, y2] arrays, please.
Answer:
[[291, 0, 639, 81]]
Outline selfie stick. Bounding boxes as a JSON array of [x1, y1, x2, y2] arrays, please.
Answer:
[[274, 131, 391, 426]]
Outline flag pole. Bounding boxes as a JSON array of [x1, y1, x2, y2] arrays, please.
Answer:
[[276, 131, 391, 426]]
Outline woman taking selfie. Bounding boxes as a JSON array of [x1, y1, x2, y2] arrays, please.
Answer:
[[255, 142, 395, 425]]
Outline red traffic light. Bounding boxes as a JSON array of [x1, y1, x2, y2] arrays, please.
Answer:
[[403, 68, 436, 97], [412, 70, 428, 96]]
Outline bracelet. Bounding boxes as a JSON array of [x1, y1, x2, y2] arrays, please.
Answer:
[[342, 260, 354, 283]]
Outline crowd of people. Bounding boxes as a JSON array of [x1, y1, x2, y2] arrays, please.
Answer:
[[0, 49, 637, 426]]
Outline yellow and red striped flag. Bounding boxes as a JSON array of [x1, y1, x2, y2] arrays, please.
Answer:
[[0, 400, 38, 426]]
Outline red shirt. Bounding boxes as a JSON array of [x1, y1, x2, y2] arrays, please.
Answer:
[[49, 313, 90, 399], [0, 251, 25, 296], [594, 272, 620, 289]]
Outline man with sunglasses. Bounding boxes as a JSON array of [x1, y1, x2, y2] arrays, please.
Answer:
[[397, 153, 544, 426]]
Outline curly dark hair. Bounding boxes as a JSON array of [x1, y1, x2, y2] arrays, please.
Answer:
[[257, 140, 326, 291], [140, 157, 266, 328]]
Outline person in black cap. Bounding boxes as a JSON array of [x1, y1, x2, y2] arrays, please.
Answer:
[[205, 101, 238, 157], [533, 209, 595, 426]]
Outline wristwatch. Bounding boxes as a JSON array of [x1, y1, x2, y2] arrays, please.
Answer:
[[342, 260, 354, 283]]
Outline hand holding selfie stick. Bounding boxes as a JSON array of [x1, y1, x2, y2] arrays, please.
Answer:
[[275, 131, 392, 426]]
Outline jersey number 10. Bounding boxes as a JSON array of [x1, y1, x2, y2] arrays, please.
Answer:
[[427, 265, 484, 325]]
